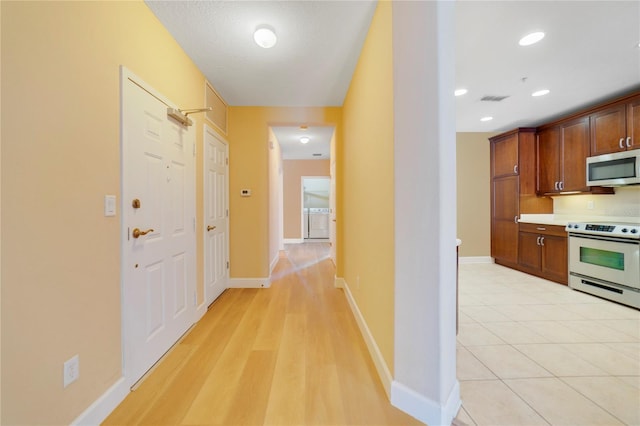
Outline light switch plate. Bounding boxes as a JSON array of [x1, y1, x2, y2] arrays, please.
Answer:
[[104, 195, 116, 216]]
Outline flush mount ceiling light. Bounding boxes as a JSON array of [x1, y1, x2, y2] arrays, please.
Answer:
[[254, 26, 277, 49], [519, 31, 545, 46], [300, 136, 310, 144], [532, 89, 550, 97], [454, 88, 468, 97], [480, 116, 493, 122]]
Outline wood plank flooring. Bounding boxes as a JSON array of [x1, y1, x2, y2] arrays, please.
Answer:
[[103, 243, 423, 426]]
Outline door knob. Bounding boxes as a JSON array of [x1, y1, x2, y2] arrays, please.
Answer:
[[207, 225, 216, 232], [132, 228, 154, 238]]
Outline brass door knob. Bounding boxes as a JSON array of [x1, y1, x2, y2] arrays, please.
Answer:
[[132, 228, 154, 238], [207, 225, 216, 232]]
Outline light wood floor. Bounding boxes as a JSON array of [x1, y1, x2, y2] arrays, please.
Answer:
[[104, 243, 423, 425]]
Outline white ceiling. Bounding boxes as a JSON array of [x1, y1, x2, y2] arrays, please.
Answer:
[[271, 125, 334, 160], [145, 0, 640, 156]]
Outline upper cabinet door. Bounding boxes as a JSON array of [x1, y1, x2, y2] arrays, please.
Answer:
[[561, 117, 590, 192], [627, 96, 640, 151], [537, 126, 560, 194], [492, 133, 519, 178], [590, 104, 627, 156]]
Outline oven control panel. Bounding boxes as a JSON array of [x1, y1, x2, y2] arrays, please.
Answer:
[[566, 222, 640, 239]]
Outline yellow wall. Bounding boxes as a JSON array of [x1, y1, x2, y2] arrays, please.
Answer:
[[1, 2, 211, 423], [283, 160, 330, 239], [341, 2, 395, 373], [226, 108, 341, 277], [456, 132, 496, 257]]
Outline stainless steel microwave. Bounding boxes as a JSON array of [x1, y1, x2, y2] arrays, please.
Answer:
[[586, 148, 640, 186]]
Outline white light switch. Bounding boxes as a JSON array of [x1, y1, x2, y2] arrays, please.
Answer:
[[104, 195, 116, 216], [240, 189, 252, 197]]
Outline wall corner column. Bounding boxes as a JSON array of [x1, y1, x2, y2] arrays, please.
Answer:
[[392, 1, 460, 425]]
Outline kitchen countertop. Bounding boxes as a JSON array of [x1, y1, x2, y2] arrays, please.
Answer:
[[519, 214, 640, 226]]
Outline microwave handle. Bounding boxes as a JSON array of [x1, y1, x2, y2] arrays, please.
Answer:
[[626, 136, 632, 148]]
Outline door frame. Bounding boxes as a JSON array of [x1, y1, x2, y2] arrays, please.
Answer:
[[120, 67, 197, 386], [203, 124, 230, 307]]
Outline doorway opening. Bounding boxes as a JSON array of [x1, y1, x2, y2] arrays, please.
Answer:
[[302, 176, 330, 240]]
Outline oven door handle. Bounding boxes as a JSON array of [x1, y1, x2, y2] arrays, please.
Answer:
[[569, 233, 640, 245]]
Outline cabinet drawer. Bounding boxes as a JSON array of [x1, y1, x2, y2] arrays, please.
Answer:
[[519, 223, 567, 237]]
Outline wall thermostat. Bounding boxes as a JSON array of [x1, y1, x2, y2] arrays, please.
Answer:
[[240, 189, 252, 197]]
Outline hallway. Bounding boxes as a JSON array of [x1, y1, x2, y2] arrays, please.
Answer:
[[104, 243, 422, 425]]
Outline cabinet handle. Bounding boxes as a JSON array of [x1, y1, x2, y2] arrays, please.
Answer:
[[554, 181, 559, 191], [536, 236, 541, 245], [536, 227, 546, 231], [540, 236, 545, 246], [626, 136, 632, 148], [559, 181, 564, 191], [619, 138, 625, 149], [514, 164, 518, 174], [514, 216, 518, 224]]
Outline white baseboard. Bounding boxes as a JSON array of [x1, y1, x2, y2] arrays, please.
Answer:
[[70, 377, 129, 426], [340, 279, 392, 397], [270, 253, 279, 274], [334, 276, 346, 289], [228, 277, 271, 288], [459, 256, 493, 264], [391, 380, 461, 426], [283, 238, 303, 244]]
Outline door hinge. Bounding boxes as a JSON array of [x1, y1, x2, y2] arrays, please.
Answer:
[[226, 209, 229, 217], [127, 227, 130, 241], [226, 157, 229, 165], [193, 218, 196, 231], [193, 143, 196, 157], [226, 261, 229, 269]]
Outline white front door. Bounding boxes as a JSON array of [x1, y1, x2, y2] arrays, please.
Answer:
[[121, 69, 196, 386], [204, 125, 229, 306]]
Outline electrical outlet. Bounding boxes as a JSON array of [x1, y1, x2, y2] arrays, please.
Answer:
[[63, 355, 80, 388]]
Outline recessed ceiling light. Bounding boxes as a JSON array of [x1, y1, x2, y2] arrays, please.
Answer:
[[532, 89, 550, 97], [454, 88, 468, 97], [254, 26, 277, 49], [480, 116, 493, 122], [299, 125, 308, 131], [519, 31, 545, 46], [300, 136, 310, 144]]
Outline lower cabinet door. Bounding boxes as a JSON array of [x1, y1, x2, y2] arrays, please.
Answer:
[[541, 235, 568, 284], [518, 232, 541, 271]]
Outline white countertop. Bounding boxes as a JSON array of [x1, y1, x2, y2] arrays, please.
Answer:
[[519, 214, 640, 226]]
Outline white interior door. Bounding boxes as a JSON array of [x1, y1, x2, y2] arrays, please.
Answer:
[[204, 125, 229, 306], [121, 69, 196, 386]]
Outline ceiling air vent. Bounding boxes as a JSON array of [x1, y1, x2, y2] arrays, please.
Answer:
[[481, 95, 509, 102], [312, 153, 322, 157]]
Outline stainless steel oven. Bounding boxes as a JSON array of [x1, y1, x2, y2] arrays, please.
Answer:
[[566, 222, 640, 309]]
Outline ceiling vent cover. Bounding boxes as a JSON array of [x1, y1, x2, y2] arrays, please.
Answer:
[[481, 95, 510, 102], [312, 153, 322, 157]]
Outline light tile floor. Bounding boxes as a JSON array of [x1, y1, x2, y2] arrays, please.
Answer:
[[456, 263, 640, 426]]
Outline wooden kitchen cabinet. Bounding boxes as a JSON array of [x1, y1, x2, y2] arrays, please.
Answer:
[[492, 132, 519, 177], [492, 176, 519, 266], [590, 95, 640, 156], [491, 129, 552, 269], [518, 223, 568, 285], [537, 116, 590, 194]]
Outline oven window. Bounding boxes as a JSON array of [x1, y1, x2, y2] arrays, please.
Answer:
[[579, 247, 624, 271]]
